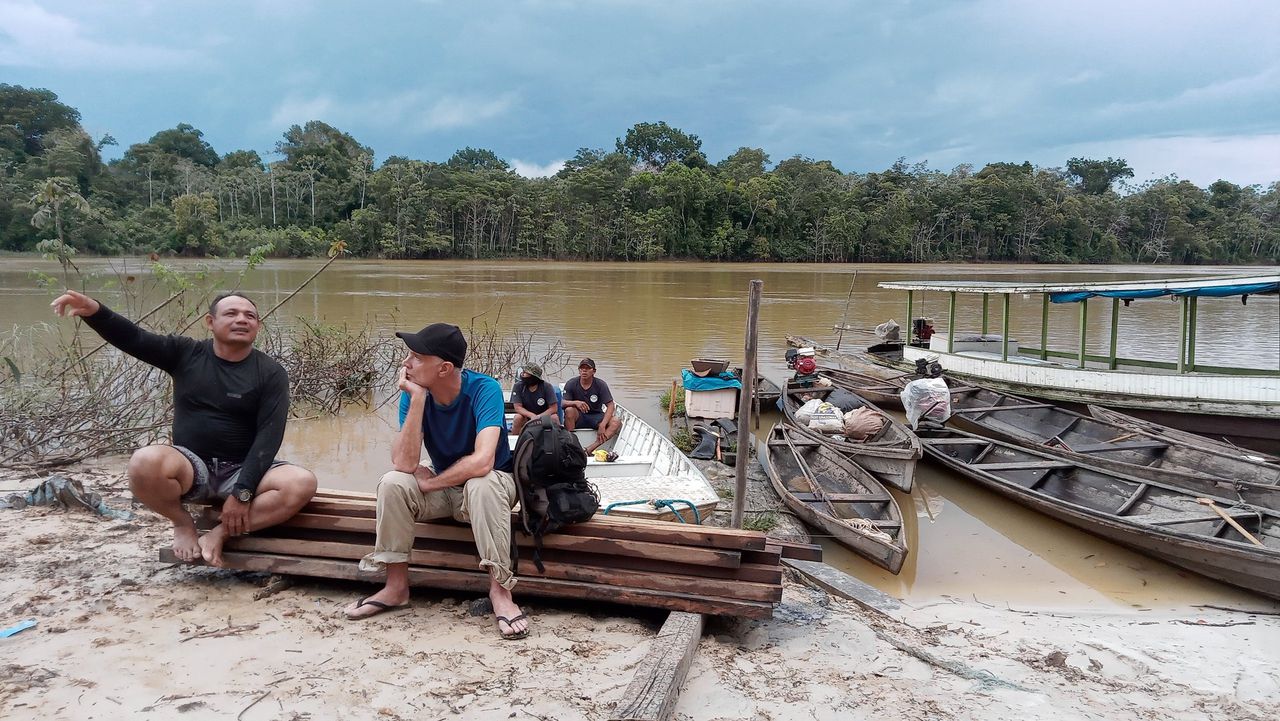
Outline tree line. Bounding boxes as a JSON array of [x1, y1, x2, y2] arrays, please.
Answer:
[[2, 83, 1277, 265]]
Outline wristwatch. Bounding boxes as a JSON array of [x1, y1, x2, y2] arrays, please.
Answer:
[[235, 487, 254, 503]]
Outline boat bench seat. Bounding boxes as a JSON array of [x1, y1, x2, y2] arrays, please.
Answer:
[[1071, 440, 1169, 453], [586, 456, 655, 477], [1125, 509, 1255, 526], [791, 492, 891, 503]]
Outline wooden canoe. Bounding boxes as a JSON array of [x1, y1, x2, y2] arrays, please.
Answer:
[[813, 368, 1280, 506], [1088, 405, 1280, 468], [918, 427, 1280, 601], [760, 424, 908, 573], [940, 384, 1280, 501], [778, 384, 920, 493]]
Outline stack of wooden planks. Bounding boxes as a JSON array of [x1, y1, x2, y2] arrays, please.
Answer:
[[162, 489, 820, 619]]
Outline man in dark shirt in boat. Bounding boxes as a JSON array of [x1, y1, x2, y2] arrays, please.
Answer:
[[562, 357, 621, 454], [345, 323, 526, 639], [510, 362, 558, 435], [51, 290, 318, 567]]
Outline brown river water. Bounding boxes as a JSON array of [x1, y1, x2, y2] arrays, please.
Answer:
[[2, 257, 1277, 610]]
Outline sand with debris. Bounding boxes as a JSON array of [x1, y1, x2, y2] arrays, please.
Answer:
[[1, 462, 1278, 721]]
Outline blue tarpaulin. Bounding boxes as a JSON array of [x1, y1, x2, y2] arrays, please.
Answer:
[[1050, 281, 1279, 304], [681, 369, 742, 391]]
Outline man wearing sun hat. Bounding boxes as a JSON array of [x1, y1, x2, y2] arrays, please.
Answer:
[[344, 322, 528, 640], [510, 361, 559, 435], [563, 357, 622, 454]]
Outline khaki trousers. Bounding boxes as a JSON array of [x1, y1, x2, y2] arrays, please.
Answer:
[[358, 468, 519, 590]]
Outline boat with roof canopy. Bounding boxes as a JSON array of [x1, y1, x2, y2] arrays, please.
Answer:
[[867, 273, 1280, 452]]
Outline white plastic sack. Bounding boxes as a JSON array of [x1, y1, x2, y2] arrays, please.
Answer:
[[900, 377, 951, 429], [875, 319, 901, 343], [807, 402, 844, 433], [794, 398, 823, 425]]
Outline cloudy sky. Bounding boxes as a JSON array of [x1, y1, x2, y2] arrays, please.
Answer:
[[4, 0, 1279, 187]]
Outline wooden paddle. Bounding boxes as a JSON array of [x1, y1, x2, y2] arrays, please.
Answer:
[[1196, 498, 1264, 547]]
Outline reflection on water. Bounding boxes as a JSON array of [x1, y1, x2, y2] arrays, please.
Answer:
[[2, 258, 1276, 610]]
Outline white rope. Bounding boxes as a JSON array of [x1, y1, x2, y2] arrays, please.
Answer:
[[847, 517, 893, 543]]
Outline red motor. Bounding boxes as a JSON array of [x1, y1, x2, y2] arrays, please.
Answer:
[[794, 356, 817, 376]]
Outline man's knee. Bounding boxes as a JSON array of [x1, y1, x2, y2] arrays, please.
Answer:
[[463, 472, 515, 510], [127, 446, 184, 487], [263, 465, 318, 504], [564, 406, 580, 422], [376, 470, 418, 501]]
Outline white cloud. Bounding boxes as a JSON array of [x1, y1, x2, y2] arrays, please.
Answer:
[[268, 95, 338, 128], [1051, 133, 1280, 188], [510, 158, 565, 178], [416, 93, 517, 132], [265, 91, 517, 134], [1097, 66, 1280, 119], [0, 1, 194, 69]]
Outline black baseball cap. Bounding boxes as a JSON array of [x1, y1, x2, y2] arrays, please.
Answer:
[[578, 358, 596, 369], [396, 323, 466, 367]]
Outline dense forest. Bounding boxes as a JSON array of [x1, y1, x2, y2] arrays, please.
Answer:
[[2, 84, 1277, 264]]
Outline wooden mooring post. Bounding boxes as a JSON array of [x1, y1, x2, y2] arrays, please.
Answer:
[[732, 279, 762, 529]]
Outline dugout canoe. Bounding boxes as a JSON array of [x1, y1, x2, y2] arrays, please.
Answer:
[[918, 426, 1280, 601], [777, 384, 920, 493], [760, 424, 907, 573]]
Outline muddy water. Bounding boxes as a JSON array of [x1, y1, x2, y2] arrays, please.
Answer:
[[2, 257, 1276, 610]]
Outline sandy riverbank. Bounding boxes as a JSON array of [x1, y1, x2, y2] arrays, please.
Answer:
[[1, 463, 1277, 721]]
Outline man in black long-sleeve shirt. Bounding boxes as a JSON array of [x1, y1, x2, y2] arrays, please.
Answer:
[[52, 289, 317, 566]]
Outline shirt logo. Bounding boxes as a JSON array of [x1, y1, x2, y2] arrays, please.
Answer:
[[227, 392, 242, 399], [537, 398, 545, 406], [590, 394, 598, 403]]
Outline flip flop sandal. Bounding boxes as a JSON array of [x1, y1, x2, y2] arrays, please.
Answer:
[[496, 613, 529, 640], [344, 597, 410, 621]]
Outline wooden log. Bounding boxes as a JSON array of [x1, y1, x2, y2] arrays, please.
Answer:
[[610, 611, 705, 721], [158, 549, 773, 619], [226, 536, 782, 603], [741, 546, 782, 566], [277, 513, 744, 569], [782, 558, 903, 620], [200, 525, 784, 590], [297, 499, 769, 551], [254, 523, 787, 585], [764, 539, 824, 562]]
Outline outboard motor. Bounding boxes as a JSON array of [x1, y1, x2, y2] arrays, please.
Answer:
[[914, 358, 944, 378], [784, 348, 799, 369]]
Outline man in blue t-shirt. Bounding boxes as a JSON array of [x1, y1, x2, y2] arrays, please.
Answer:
[[344, 323, 527, 640], [563, 357, 622, 454], [510, 362, 559, 435]]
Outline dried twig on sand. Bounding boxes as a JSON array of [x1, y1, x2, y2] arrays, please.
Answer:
[[179, 619, 260, 643]]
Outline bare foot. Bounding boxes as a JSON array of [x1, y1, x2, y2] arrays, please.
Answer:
[[197, 525, 227, 567], [344, 587, 410, 619], [490, 587, 527, 638], [172, 524, 201, 562]]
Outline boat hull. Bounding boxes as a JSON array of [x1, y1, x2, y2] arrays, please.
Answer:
[[778, 385, 920, 493], [760, 425, 907, 573], [920, 430, 1280, 601], [889, 345, 1280, 453]]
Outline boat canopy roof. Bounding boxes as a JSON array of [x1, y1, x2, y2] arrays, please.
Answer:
[[879, 274, 1279, 304]]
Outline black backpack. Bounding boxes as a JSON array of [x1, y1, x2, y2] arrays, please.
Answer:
[[511, 418, 599, 572]]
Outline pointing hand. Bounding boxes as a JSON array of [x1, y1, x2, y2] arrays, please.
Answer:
[[51, 290, 100, 318]]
